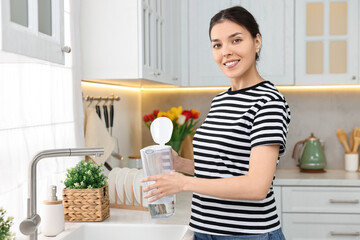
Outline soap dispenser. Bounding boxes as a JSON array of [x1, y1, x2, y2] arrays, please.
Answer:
[[41, 185, 65, 236]]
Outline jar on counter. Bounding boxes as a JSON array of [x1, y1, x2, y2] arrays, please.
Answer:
[[128, 155, 142, 169]]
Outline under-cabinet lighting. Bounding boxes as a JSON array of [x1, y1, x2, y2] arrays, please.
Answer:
[[140, 86, 228, 91], [142, 85, 360, 91], [82, 81, 360, 92], [81, 81, 140, 92], [277, 85, 360, 91]]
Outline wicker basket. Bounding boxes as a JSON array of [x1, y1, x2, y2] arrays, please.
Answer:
[[63, 185, 110, 222]]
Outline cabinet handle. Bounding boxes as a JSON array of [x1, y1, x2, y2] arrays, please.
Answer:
[[330, 232, 360, 237], [329, 199, 359, 204], [61, 46, 71, 53], [152, 72, 161, 76]]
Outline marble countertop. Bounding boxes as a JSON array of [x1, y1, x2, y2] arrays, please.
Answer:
[[274, 169, 360, 186]]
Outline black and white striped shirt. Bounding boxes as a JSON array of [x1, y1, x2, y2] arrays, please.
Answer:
[[189, 81, 291, 235]]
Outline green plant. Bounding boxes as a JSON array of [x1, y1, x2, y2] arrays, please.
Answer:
[[0, 207, 15, 240], [64, 160, 107, 189]]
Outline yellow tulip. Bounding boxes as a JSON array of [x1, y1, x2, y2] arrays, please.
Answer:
[[157, 111, 168, 118], [170, 106, 182, 118], [166, 111, 176, 121]]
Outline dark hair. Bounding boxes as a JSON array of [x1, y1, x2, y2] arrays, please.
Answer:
[[209, 6, 261, 60]]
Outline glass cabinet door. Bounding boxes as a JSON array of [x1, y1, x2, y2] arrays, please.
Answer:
[[2, 0, 65, 64], [295, 0, 359, 85]]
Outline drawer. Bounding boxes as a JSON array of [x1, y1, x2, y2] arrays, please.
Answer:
[[283, 213, 360, 239], [282, 187, 360, 213]]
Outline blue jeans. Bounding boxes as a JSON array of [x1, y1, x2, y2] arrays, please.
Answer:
[[194, 228, 286, 240]]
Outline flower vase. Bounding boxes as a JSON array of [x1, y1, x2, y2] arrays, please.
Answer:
[[167, 140, 183, 155]]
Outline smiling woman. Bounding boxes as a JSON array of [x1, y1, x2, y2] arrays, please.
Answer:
[[141, 6, 290, 239]]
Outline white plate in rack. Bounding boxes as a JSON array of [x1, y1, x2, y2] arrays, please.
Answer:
[[115, 167, 130, 204], [108, 167, 121, 204], [124, 168, 139, 205], [133, 169, 148, 207]]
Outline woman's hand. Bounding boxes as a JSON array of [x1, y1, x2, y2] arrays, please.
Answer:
[[171, 149, 195, 175], [171, 149, 180, 170], [141, 170, 188, 203]]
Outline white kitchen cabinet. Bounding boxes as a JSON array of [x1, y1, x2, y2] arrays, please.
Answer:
[[181, 0, 294, 87], [283, 213, 360, 239], [80, 0, 179, 86], [280, 186, 360, 239], [0, 0, 66, 64], [295, 0, 359, 85]]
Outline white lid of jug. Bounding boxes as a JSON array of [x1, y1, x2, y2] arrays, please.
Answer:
[[150, 117, 173, 145]]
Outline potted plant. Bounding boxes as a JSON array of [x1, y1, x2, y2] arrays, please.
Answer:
[[62, 160, 110, 222], [0, 207, 15, 240]]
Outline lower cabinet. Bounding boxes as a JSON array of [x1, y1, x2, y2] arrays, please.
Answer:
[[276, 186, 360, 239], [283, 213, 360, 239]]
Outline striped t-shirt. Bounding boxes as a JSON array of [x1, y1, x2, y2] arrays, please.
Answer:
[[189, 81, 291, 235]]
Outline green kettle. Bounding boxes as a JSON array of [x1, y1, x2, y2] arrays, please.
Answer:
[[292, 133, 326, 173]]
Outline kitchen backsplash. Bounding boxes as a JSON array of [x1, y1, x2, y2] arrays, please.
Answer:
[[83, 82, 360, 170], [81, 83, 142, 171]]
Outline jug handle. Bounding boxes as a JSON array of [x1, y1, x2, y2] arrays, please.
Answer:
[[292, 140, 306, 160]]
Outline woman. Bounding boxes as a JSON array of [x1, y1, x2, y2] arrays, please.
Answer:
[[142, 6, 290, 239]]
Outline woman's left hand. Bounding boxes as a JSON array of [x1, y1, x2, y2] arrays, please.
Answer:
[[141, 170, 187, 202]]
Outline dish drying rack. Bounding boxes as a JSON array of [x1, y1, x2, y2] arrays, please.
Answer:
[[110, 184, 149, 211]]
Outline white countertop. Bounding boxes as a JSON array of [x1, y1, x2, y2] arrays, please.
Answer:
[[19, 169, 360, 239], [274, 169, 360, 186], [36, 192, 193, 240]]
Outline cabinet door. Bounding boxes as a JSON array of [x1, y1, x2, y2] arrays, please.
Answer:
[[141, 0, 161, 81], [184, 0, 294, 87], [237, 0, 294, 85], [282, 186, 360, 214], [295, 0, 359, 85], [283, 213, 360, 239], [140, 0, 178, 85], [1, 0, 65, 64], [185, 0, 232, 87]]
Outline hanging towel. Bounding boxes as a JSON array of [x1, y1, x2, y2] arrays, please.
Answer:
[[85, 107, 115, 165]]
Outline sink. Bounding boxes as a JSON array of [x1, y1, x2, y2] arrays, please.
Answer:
[[60, 224, 191, 240]]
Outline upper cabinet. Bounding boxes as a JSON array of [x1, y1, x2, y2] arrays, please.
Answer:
[[79, 0, 359, 87], [80, 0, 180, 86], [0, 0, 66, 64], [181, 0, 294, 87], [295, 0, 359, 84]]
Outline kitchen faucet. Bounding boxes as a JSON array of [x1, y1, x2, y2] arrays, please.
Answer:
[[19, 148, 104, 240]]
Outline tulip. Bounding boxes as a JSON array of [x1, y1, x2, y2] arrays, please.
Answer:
[[182, 110, 192, 121], [177, 114, 186, 125], [157, 111, 168, 118], [148, 114, 155, 121], [191, 109, 201, 119], [143, 115, 150, 122]]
